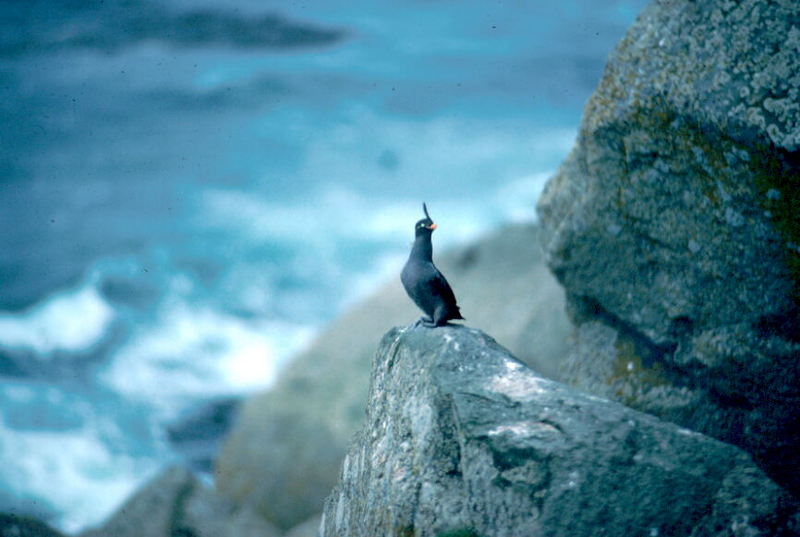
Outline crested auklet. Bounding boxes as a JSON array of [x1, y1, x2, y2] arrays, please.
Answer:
[[401, 203, 464, 327]]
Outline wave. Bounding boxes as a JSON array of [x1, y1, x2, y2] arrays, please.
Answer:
[[0, 420, 161, 533], [99, 301, 313, 421], [0, 282, 114, 356]]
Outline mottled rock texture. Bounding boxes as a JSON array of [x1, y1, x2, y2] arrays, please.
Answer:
[[322, 326, 797, 537], [216, 224, 570, 529], [80, 466, 278, 537], [537, 0, 800, 494]]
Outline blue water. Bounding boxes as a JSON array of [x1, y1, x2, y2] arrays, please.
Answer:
[[0, 0, 647, 532]]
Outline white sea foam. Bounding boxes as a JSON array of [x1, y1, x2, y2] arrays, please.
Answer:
[[99, 303, 313, 420], [0, 421, 159, 534], [0, 283, 114, 355]]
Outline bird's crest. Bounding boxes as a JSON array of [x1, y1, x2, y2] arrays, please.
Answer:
[[423, 202, 431, 220]]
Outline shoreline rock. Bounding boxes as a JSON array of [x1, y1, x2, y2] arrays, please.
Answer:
[[322, 326, 797, 537], [537, 0, 800, 494]]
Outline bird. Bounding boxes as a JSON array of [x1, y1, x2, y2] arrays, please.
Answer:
[[401, 203, 464, 327]]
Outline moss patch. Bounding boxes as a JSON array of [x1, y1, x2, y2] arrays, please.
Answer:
[[611, 332, 672, 405]]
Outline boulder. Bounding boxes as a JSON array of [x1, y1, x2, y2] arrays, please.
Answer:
[[322, 326, 797, 537], [537, 0, 800, 494], [216, 224, 571, 529], [80, 466, 279, 537]]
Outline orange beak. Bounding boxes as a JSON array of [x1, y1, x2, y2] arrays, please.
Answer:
[[428, 223, 437, 230]]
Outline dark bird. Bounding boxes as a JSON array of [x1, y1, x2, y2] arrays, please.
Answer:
[[401, 203, 464, 327]]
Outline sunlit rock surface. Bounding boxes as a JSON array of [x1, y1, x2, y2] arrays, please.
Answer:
[[537, 0, 800, 494], [215, 224, 570, 529], [321, 326, 796, 537]]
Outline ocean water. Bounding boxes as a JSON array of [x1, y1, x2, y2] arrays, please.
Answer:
[[0, 0, 648, 532]]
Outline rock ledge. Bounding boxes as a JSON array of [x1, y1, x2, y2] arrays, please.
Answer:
[[322, 326, 795, 537]]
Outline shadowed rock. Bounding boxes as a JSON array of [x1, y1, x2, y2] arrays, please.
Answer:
[[322, 326, 797, 537], [537, 0, 800, 495]]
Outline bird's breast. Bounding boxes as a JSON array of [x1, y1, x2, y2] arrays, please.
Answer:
[[401, 260, 434, 291]]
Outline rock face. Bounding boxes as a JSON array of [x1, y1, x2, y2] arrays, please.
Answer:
[[216, 224, 571, 529], [322, 326, 796, 537], [80, 466, 279, 537], [537, 0, 800, 494]]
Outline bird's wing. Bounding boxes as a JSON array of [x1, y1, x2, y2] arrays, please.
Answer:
[[428, 268, 459, 307]]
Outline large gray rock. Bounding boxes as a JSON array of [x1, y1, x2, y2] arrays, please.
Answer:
[[322, 326, 797, 537], [537, 0, 800, 494], [80, 466, 279, 537], [216, 224, 571, 529]]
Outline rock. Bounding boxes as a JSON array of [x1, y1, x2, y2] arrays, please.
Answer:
[[216, 224, 571, 529], [80, 466, 279, 537], [0, 514, 64, 537], [321, 326, 797, 537], [537, 0, 800, 494]]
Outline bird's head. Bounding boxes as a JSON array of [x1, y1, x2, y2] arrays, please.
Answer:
[[414, 202, 437, 237]]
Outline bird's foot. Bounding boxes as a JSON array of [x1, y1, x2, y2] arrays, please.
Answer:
[[413, 317, 436, 328]]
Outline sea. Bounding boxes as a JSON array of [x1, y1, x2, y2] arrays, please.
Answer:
[[0, 0, 647, 532]]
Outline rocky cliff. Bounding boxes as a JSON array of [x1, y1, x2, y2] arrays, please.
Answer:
[[536, 0, 800, 494], [322, 326, 797, 537]]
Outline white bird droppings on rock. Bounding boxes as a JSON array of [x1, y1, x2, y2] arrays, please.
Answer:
[[487, 371, 549, 401], [488, 421, 561, 437]]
